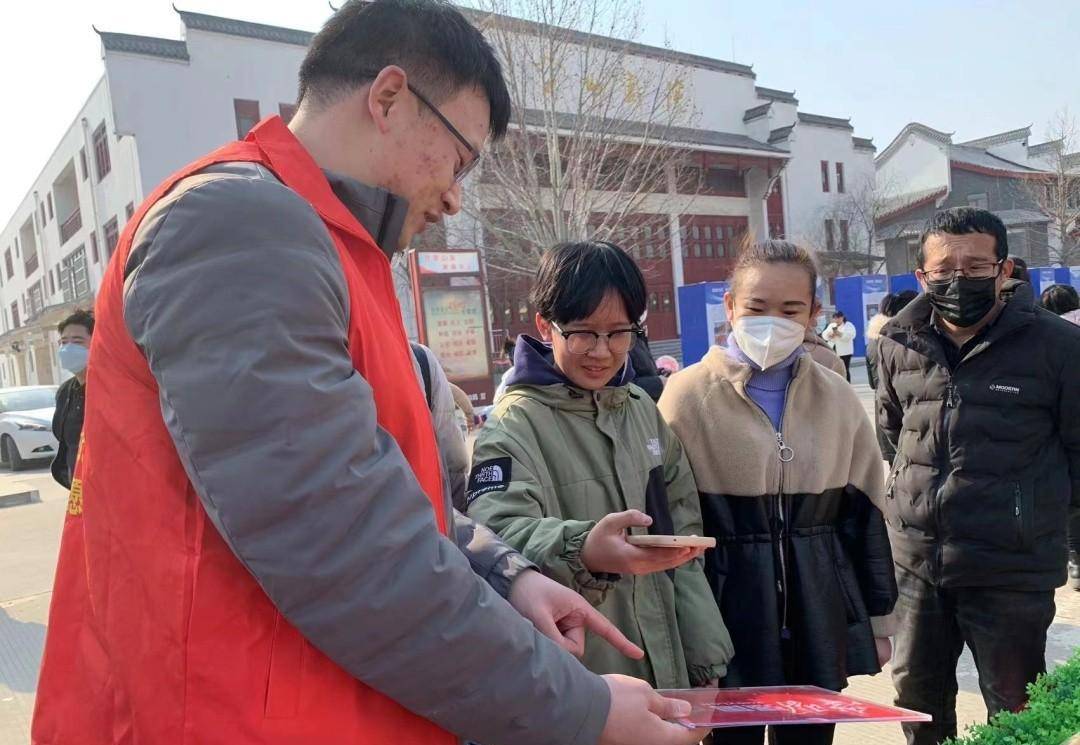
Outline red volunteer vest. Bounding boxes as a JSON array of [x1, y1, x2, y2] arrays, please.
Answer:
[[32, 117, 454, 745]]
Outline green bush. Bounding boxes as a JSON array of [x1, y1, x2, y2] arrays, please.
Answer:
[[946, 648, 1080, 745]]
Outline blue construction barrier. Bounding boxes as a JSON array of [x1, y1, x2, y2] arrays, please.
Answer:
[[678, 281, 730, 367], [833, 275, 888, 357], [1029, 266, 1072, 297]]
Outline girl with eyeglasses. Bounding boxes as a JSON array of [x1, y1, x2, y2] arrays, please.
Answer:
[[467, 240, 733, 689], [658, 241, 897, 745]]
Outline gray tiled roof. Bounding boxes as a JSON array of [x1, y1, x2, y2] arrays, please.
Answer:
[[743, 103, 771, 122], [994, 209, 1049, 226], [877, 122, 953, 163], [460, 8, 754, 77], [97, 31, 190, 61], [1029, 139, 1062, 156], [853, 136, 876, 151], [177, 10, 314, 47], [950, 145, 1043, 173], [768, 125, 794, 144], [518, 109, 788, 154], [755, 86, 798, 104], [876, 220, 924, 241], [958, 126, 1031, 149], [797, 112, 853, 130], [877, 186, 948, 223]]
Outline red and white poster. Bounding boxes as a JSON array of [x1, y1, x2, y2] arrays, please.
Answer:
[[659, 686, 932, 729]]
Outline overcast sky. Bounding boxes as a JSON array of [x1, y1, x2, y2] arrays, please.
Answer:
[[4, 0, 1078, 221]]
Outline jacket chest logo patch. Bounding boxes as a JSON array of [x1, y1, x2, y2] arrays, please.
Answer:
[[646, 438, 662, 458], [467, 457, 512, 504], [989, 383, 1020, 396]]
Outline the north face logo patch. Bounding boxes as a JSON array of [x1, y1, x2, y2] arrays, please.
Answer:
[[989, 383, 1020, 396], [474, 464, 504, 484], [467, 457, 512, 505]]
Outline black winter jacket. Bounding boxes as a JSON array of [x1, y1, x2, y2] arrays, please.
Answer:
[[876, 281, 1080, 590], [629, 337, 664, 402], [51, 377, 84, 489]]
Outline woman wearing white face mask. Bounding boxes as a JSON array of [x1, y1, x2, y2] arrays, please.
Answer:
[[658, 241, 897, 745]]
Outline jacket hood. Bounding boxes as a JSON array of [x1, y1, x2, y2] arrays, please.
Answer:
[[1061, 308, 1080, 326], [865, 313, 890, 340], [503, 335, 635, 390]]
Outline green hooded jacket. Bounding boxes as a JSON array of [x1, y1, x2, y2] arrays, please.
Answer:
[[466, 337, 734, 687]]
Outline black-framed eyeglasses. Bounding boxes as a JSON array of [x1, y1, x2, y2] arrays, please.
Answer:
[[920, 259, 1004, 283], [551, 322, 641, 355], [406, 83, 483, 184]]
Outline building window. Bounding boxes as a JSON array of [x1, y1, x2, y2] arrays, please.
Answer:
[[234, 99, 261, 139], [47, 193, 54, 221], [704, 167, 745, 195], [821, 160, 830, 192], [10, 302, 18, 329], [4, 249, 12, 280], [60, 246, 90, 302], [93, 121, 111, 181], [824, 219, 835, 251], [90, 231, 100, 263], [24, 240, 39, 276], [279, 103, 298, 124], [840, 220, 850, 251], [836, 163, 845, 194], [126, 202, 135, 221], [39, 203, 47, 229], [104, 217, 120, 259], [79, 148, 89, 181], [28, 282, 44, 319], [968, 193, 988, 209], [49, 269, 56, 295]]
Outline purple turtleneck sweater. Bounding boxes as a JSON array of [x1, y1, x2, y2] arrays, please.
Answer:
[[725, 334, 803, 432]]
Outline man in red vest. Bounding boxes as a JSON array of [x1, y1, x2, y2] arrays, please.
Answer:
[[32, 1, 709, 744]]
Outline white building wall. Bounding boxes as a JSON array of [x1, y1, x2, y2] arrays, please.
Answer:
[[876, 134, 950, 198], [985, 140, 1029, 166], [0, 75, 141, 387], [689, 68, 759, 133], [784, 124, 876, 255], [106, 30, 307, 195]]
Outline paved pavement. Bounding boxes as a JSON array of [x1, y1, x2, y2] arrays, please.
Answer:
[[0, 371, 1077, 744], [0, 464, 64, 745]]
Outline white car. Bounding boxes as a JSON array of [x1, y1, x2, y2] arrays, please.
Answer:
[[0, 385, 59, 471]]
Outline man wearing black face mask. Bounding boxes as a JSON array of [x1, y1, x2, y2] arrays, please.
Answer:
[[875, 207, 1080, 745]]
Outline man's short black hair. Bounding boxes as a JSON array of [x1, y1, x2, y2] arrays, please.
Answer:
[[918, 207, 1009, 267], [531, 241, 647, 326], [1010, 256, 1030, 282], [58, 309, 94, 336], [299, 0, 511, 140], [1040, 284, 1080, 316]]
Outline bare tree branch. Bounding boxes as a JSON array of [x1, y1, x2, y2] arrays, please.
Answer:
[[809, 172, 899, 276], [1023, 108, 1080, 266], [463, 0, 699, 277]]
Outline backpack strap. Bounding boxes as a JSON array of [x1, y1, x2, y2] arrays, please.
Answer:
[[410, 343, 434, 411]]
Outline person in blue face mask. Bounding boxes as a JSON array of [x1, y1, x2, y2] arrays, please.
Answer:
[[51, 309, 93, 488]]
